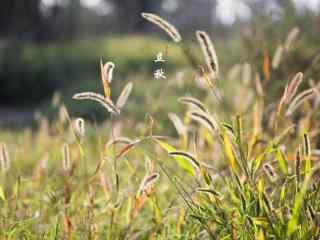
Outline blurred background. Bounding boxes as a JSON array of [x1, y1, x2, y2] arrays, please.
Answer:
[[0, 0, 319, 128]]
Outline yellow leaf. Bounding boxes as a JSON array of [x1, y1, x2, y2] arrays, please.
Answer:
[[257, 229, 265, 240], [0, 186, 6, 201], [13, 181, 19, 198], [154, 139, 175, 152], [257, 179, 264, 195], [223, 133, 236, 172]]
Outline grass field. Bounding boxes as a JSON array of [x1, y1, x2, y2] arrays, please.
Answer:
[[1, 14, 320, 239]]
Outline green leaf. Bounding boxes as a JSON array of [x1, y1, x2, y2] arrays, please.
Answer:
[[125, 197, 132, 225], [287, 168, 313, 236], [275, 148, 288, 175], [280, 184, 286, 202], [252, 143, 274, 174], [154, 139, 196, 175]]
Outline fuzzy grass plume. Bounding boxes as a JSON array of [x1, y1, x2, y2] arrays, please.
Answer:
[[168, 113, 187, 136], [116, 82, 133, 109], [286, 88, 315, 116], [74, 118, 85, 138], [73, 92, 120, 115], [178, 96, 207, 113], [100, 60, 115, 98], [272, 45, 284, 69], [62, 143, 71, 172], [188, 110, 218, 134], [141, 13, 181, 42], [196, 30, 219, 79], [284, 27, 300, 52], [0, 143, 10, 173]]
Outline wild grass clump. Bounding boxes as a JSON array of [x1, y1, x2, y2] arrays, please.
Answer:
[[0, 13, 320, 240]]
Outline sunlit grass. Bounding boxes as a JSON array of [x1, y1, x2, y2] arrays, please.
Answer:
[[1, 14, 320, 239]]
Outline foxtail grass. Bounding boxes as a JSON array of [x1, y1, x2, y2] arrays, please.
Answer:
[[141, 13, 181, 42], [196, 31, 219, 79]]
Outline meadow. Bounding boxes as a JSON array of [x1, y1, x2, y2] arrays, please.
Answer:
[[1, 13, 320, 239]]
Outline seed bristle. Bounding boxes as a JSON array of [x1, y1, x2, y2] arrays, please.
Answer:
[[178, 96, 207, 113], [141, 13, 181, 42], [116, 82, 133, 109], [188, 110, 218, 134], [168, 113, 187, 136], [263, 163, 277, 182], [286, 88, 315, 116], [73, 92, 120, 115], [272, 45, 284, 69], [100, 60, 114, 98], [196, 30, 219, 79], [62, 143, 71, 172], [0, 143, 10, 173], [284, 27, 300, 52], [74, 118, 85, 137]]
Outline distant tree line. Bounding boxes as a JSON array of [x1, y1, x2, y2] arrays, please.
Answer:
[[0, 0, 220, 42], [0, 0, 315, 43], [0, 0, 161, 42]]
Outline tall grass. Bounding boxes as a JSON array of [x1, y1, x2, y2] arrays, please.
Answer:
[[0, 13, 320, 240]]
